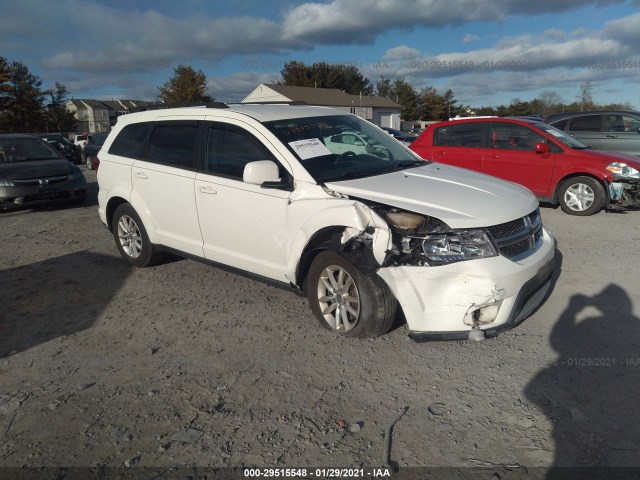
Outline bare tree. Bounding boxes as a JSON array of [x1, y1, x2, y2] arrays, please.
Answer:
[[577, 81, 594, 111]]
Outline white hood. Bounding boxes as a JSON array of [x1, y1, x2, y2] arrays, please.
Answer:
[[324, 163, 539, 228]]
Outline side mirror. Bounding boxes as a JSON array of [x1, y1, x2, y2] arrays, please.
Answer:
[[535, 142, 550, 155], [243, 160, 285, 187]]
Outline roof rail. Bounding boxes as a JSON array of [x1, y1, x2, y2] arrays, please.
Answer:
[[129, 102, 229, 112], [241, 100, 309, 105]]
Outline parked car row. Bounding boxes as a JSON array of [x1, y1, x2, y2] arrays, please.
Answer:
[[544, 110, 640, 157], [381, 127, 418, 146], [410, 116, 640, 216], [0, 134, 87, 211], [35, 133, 82, 165], [83, 133, 108, 170]]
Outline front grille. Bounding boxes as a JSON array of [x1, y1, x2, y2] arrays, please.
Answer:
[[13, 174, 69, 186], [486, 208, 543, 260]]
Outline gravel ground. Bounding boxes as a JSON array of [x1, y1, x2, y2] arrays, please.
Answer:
[[1, 167, 639, 477]]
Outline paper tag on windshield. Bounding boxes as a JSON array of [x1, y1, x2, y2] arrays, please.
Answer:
[[288, 138, 331, 160]]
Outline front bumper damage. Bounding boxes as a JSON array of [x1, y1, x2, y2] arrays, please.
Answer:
[[377, 226, 555, 341], [608, 179, 640, 211]]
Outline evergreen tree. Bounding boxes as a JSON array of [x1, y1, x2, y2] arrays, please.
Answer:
[[44, 82, 76, 132], [280, 61, 373, 95], [0, 60, 45, 133], [157, 65, 213, 103]]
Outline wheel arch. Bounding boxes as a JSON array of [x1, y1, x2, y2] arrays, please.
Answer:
[[552, 172, 609, 205], [294, 226, 349, 293], [105, 196, 129, 231], [286, 201, 392, 291]]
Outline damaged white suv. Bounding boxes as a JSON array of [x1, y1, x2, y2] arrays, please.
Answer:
[[97, 104, 555, 341]]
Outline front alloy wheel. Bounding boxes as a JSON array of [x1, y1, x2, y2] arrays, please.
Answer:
[[307, 251, 397, 338], [317, 264, 361, 332]]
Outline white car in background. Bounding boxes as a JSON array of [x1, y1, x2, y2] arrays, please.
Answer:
[[97, 104, 555, 341]]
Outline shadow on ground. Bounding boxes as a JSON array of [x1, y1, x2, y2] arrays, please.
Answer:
[[525, 283, 640, 476], [0, 251, 130, 358]]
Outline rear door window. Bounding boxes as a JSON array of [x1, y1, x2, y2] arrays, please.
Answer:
[[147, 123, 199, 169], [434, 123, 485, 147], [567, 115, 603, 132]]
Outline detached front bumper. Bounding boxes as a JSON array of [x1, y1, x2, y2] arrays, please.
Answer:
[[608, 179, 640, 211], [377, 226, 555, 341]]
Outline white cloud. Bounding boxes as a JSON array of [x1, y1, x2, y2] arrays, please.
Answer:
[[383, 46, 422, 61], [207, 72, 280, 102], [282, 0, 625, 44], [463, 34, 480, 45]]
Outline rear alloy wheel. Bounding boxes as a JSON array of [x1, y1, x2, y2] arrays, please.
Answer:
[[558, 176, 604, 216], [307, 251, 397, 338], [112, 204, 161, 267]]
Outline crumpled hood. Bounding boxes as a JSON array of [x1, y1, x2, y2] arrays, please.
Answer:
[[0, 159, 72, 181], [324, 163, 539, 228]]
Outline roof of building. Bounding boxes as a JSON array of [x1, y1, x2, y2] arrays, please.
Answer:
[[243, 84, 401, 109]]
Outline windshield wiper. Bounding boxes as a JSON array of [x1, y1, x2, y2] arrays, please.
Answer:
[[394, 160, 427, 168]]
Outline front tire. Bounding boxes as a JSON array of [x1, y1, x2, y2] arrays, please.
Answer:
[[112, 204, 161, 267], [558, 176, 604, 216], [306, 251, 397, 338]]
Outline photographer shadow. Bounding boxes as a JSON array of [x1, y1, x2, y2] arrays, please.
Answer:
[[524, 284, 640, 477]]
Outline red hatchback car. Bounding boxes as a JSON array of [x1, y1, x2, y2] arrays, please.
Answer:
[[410, 117, 640, 215]]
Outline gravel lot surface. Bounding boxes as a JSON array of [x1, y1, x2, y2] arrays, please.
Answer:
[[1, 167, 639, 477]]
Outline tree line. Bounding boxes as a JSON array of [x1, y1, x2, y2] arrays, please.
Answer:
[[0, 57, 77, 133], [1, 57, 634, 135]]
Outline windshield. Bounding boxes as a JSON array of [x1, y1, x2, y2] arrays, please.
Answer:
[[533, 122, 590, 149], [264, 115, 426, 182], [0, 137, 63, 162]]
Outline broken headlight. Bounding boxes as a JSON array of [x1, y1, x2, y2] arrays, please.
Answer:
[[423, 230, 498, 265], [606, 162, 640, 179]]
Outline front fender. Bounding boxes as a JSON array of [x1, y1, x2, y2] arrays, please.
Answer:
[[285, 199, 391, 284]]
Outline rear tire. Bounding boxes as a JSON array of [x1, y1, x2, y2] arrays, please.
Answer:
[[306, 251, 397, 338], [112, 204, 162, 267], [558, 176, 604, 216]]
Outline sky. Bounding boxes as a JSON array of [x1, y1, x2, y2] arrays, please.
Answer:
[[1, 0, 639, 109]]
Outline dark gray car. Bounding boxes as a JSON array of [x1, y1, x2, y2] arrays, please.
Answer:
[[0, 134, 87, 211], [544, 110, 640, 156]]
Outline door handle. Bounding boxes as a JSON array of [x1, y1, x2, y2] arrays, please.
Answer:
[[198, 186, 217, 195], [134, 171, 148, 179], [485, 154, 499, 158], [605, 134, 618, 138], [434, 151, 446, 155]]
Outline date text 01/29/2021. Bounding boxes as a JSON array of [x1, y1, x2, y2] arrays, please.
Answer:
[[243, 468, 391, 478]]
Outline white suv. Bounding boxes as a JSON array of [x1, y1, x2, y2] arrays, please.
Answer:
[[97, 104, 555, 340]]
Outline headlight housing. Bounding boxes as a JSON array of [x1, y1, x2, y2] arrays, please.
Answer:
[[423, 230, 498, 265], [606, 162, 640, 179]]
